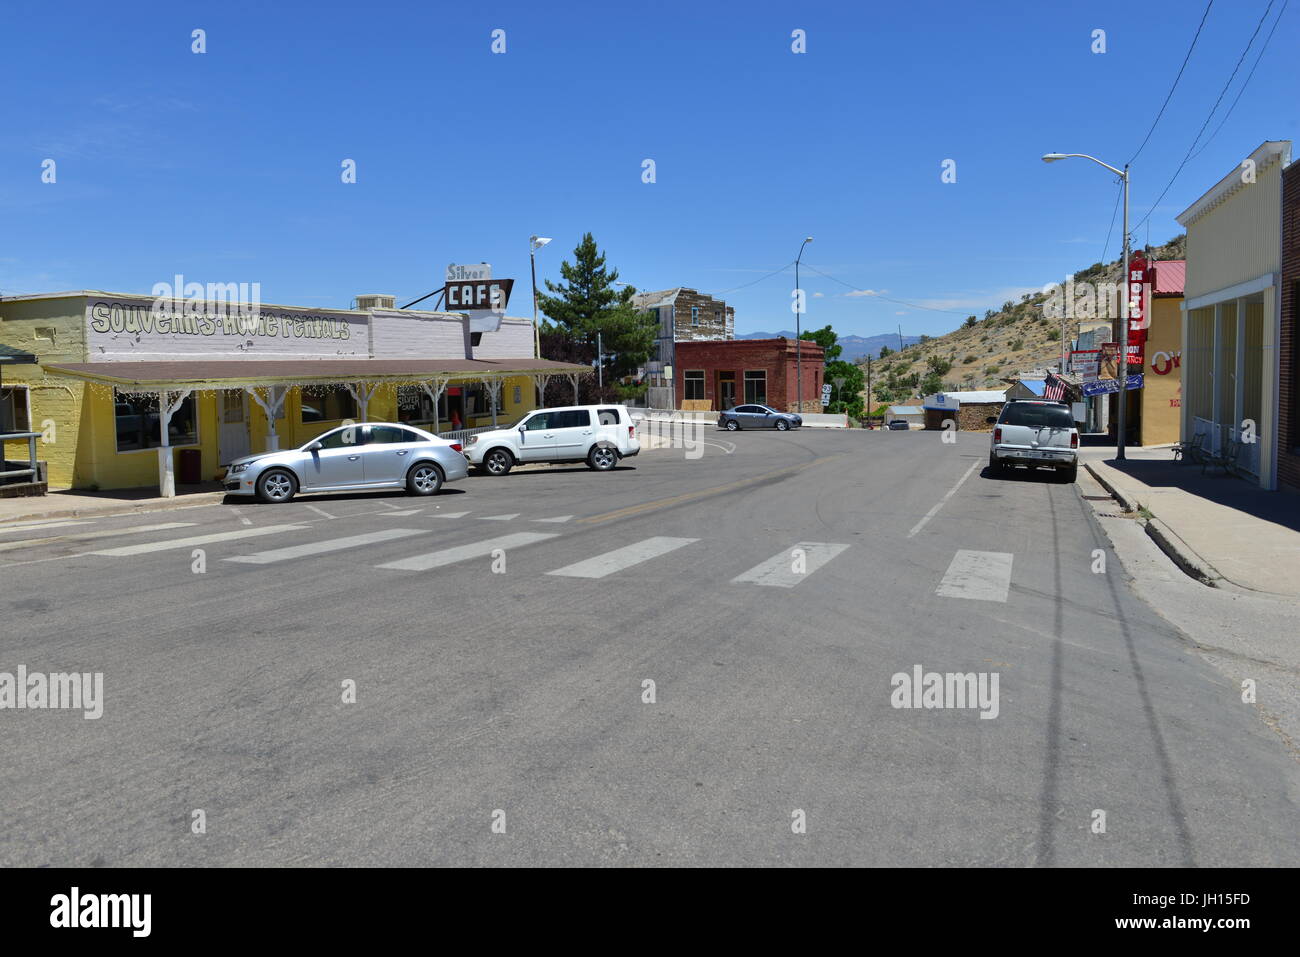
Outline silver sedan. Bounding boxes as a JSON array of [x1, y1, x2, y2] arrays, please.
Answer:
[[717, 404, 803, 431], [222, 422, 469, 503]]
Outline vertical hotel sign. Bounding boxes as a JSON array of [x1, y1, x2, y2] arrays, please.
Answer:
[[1125, 251, 1150, 367]]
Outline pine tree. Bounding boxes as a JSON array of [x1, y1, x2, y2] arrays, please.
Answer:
[[537, 233, 656, 380]]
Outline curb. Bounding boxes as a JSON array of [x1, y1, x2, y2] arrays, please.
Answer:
[[0, 492, 228, 526], [1082, 461, 1135, 513], [1084, 460, 1219, 588], [1143, 517, 1220, 588]]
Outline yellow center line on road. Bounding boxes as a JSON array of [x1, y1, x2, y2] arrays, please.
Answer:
[[578, 454, 843, 525]]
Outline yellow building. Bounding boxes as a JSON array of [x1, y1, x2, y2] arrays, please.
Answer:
[[1176, 140, 1291, 489], [1137, 260, 1185, 447], [0, 290, 589, 495]]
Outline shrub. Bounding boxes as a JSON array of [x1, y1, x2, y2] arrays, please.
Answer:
[[984, 364, 1000, 375], [1009, 338, 1024, 351], [963, 353, 978, 364]]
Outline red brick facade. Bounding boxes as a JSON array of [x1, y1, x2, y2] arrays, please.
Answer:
[[1281, 162, 1300, 491], [673, 338, 826, 413]]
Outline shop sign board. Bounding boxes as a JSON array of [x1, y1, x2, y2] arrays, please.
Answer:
[[1082, 373, 1144, 396], [84, 295, 369, 361]]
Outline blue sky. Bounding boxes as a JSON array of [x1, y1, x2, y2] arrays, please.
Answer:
[[2, 0, 1296, 338]]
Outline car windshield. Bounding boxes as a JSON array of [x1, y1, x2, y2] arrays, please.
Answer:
[[1000, 404, 1073, 429]]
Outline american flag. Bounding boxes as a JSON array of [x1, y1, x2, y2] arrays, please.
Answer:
[[1044, 374, 1067, 402]]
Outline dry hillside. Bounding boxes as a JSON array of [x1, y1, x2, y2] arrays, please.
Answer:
[[863, 234, 1186, 409]]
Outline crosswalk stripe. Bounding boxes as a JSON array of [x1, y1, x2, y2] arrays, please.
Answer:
[[89, 525, 305, 557], [225, 528, 428, 564], [936, 550, 1013, 602], [546, 536, 697, 579], [533, 515, 573, 523], [731, 542, 851, 588], [379, 509, 423, 517], [433, 511, 469, 519], [477, 513, 519, 521], [0, 522, 196, 552], [0, 520, 92, 535], [377, 532, 559, 572]]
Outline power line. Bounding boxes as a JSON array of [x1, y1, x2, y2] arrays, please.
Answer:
[[1099, 179, 1124, 266], [1189, 0, 1290, 163], [708, 261, 794, 296], [1132, 0, 1276, 233], [801, 263, 973, 316], [1127, 0, 1214, 167]]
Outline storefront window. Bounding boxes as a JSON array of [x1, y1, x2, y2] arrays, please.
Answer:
[[1, 386, 31, 432], [114, 391, 198, 452], [684, 370, 705, 400], [744, 370, 767, 405], [396, 385, 438, 424], [301, 387, 357, 423]]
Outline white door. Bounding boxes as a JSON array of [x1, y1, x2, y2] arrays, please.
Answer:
[[219, 391, 251, 464]]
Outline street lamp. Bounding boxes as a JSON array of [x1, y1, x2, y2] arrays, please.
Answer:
[[529, 235, 552, 359], [1043, 152, 1131, 460], [795, 236, 813, 414]]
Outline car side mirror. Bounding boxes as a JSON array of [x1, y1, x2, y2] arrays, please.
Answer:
[[986, 416, 997, 425], [306, 441, 323, 452]]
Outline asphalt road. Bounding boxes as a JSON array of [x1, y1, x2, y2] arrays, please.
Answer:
[[2, 427, 1297, 866]]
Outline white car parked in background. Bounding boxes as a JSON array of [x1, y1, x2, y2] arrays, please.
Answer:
[[463, 405, 640, 476]]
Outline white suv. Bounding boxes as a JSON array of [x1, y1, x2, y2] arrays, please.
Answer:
[[989, 400, 1079, 482], [463, 405, 641, 476]]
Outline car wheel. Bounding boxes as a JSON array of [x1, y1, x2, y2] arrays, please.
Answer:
[[406, 462, 444, 495], [1060, 464, 1078, 483], [725, 419, 740, 432], [775, 419, 790, 431], [256, 468, 297, 504], [483, 448, 513, 476], [588, 445, 618, 471], [988, 453, 1001, 473]]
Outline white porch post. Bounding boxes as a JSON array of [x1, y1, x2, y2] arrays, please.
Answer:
[[156, 388, 193, 498], [345, 382, 378, 422], [531, 373, 552, 408], [247, 385, 287, 451], [479, 377, 503, 428], [1234, 298, 1247, 439], [420, 378, 448, 434], [1211, 302, 1224, 453]]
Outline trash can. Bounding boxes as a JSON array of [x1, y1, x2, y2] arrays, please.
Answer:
[[178, 448, 202, 485]]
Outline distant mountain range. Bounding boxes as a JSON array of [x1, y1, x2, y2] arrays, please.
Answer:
[[736, 331, 923, 361]]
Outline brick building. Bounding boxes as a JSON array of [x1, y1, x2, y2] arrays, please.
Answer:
[[1281, 160, 1300, 490], [673, 338, 825, 413], [632, 288, 735, 408]]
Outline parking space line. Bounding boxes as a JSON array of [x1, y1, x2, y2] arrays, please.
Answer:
[[477, 513, 519, 521], [377, 532, 559, 572], [303, 504, 336, 520], [89, 525, 305, 557], [547, 536, 697, 579], [907, 460, 980, 539], [935, 550, 1013, 602], [0, 520, 93, 534], [0, 522, 196, 552], [732, 542, 851, 588], [225, 528, 428, 564], [533, 516, 573, 523]]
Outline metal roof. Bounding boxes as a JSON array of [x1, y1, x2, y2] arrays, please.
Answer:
[[1151, 260, 1186, 296]]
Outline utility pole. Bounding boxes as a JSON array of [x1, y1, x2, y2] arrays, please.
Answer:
[[1117, 163, 1130, 460], [865, 356, 873, 428], [596, 331, 603, 391], [795, 237, 812, 414]]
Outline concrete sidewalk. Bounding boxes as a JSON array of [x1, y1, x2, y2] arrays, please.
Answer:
[[0, 484, 227, 525], [1080, 446, 1300, 600]]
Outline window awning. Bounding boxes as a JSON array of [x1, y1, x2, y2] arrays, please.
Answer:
[[41, 357, 591, 391]]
